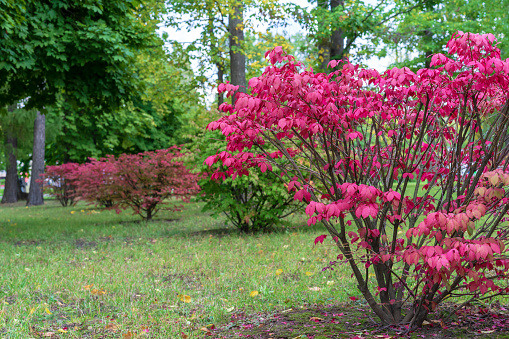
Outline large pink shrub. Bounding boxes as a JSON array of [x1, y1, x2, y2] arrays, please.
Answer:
[[206, 32, 509, 328]]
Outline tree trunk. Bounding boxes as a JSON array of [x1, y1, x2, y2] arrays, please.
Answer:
[[330, 0, 345, 63], [317, 0, 330, 71], [1, 104, 19, 204], [229, 0, 246, 103], [207, 7, 226, 108], [423, 29, 434, 68], [27, 111, 45, 206], [2, 136, 19, 204], [217, 62, 225, 107]]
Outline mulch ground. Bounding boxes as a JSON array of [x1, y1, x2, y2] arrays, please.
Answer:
[[208, 302, 509, 339]]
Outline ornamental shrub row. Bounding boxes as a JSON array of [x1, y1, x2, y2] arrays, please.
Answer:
[[42, 147, 201, 220]]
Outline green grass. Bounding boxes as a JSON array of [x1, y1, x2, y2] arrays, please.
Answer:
[[0, 200, 355, 338]]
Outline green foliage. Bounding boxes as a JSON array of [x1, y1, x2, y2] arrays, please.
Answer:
[[165, 0, 287, 91], [0, 0, 159, 110], [244, 31, 296, 80], [286, 0, 426, 71], [44, 43, 205, 164], [192, 130, 303, 233], [386, 0, 509, 68]]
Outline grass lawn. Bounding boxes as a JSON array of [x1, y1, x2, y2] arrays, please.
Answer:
[[0, 200, 359, 338], [2, 197, 509, 339]]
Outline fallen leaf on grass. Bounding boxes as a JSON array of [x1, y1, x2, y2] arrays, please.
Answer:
[[200, 327, 212, 335], [91, 288, 106, 295], [275, 269, 283, 276], [480, 330, 495, 334], [42, 333, 55, 337], [310, 317, 323, 322], [45, 308, 52, 315], [57, 328, 67, 333], [422, 320, 431, 326], [181, 333, 189, 339], [178, 294, 192, 303], [305, 272, 313, 276], [84, 284, 93, 290], [123, 331, 134, 339], [249, 291, 259, 297], [309, 287, 321, 291], [105, 322, 119, 332], [226, 306, 235, 312]]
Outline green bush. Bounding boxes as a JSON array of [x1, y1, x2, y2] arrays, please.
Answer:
[[193, 130, 303, 233]]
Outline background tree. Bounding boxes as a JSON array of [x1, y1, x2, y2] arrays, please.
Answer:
[[165, 0, 286, 105], [0, 0, 160, 205], [0, 106, 62, 204], [385, 0, 509, 68], [288, 0, 430, 72], [45, 45, 204, 164], [0, 104, 31, 203]]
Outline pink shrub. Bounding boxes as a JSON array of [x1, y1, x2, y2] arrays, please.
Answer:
[[74, 147, 201, 220], [207, 32, 509, 328], [42, 163, 80, 206]]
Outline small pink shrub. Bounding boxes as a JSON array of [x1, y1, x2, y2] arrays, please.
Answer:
[[42, 163, 80, 206]]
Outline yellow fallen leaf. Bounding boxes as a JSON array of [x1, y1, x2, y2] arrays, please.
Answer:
[[91, 288, 106, 295], [327, 281, 335, 285], [57, 329, 67, 333], [309, 317, 323, 321], [305, 272, 313, 276], [84, 284, 93, 290], [45, 308, 52, 315], [178, 294, 192, 303], [70, 211, 75, 214], [29, 307, 36, 315], [276, 269, 283, 276], [249, 291, 259, 297]]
